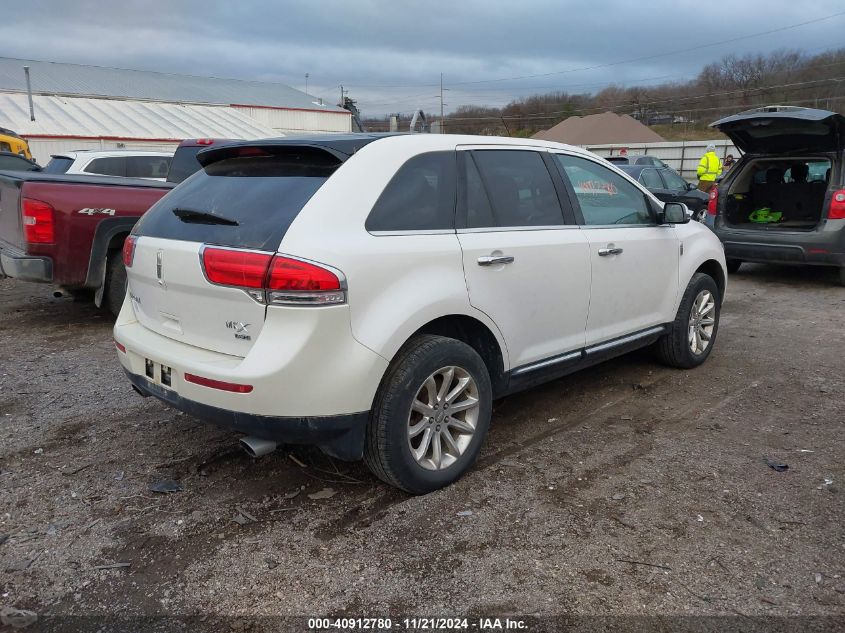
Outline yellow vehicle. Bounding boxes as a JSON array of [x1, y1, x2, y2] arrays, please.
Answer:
[[0, 128, 32, 160]]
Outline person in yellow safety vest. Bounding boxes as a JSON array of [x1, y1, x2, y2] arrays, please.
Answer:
[[697, 143, 722, 192]]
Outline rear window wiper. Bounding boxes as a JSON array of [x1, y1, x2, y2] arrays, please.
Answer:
[[172, 207, 239, 226]]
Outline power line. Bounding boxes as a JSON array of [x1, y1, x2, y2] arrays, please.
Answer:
[[342, 11, 845, 89], [357, 47, 845, 113], [416, 76, 845, 123]]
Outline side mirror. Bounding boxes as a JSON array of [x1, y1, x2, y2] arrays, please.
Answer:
[[660, 202, 690, 225], [686, 182, 696, 191]]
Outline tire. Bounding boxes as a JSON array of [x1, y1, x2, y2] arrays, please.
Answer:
[[364, 334, 492, 494], [839, 267, 845, 287], [104, 250, 127, 318], [725, 259, 743, 274], [655, 272, 721, 369]]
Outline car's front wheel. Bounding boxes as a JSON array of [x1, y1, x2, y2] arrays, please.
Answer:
[[655, 272, 721, 369], [364, 335, 492, 494]]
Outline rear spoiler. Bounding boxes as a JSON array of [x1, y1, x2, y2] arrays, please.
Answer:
[[196, 135, 395, 168], [197, 143, 349, 168]]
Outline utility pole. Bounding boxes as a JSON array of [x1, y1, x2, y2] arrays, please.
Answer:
[[305, 73, 309, 97], [440, 73, 444, 133], [339, 85, 345, 107]]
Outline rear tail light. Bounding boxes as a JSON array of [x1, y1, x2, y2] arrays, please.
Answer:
[[122, 235, 138, 267], [22, 198, 55, 244], [707, 187, 718, 216], [195, 138, 214, 145], [201, 247, 345, 306], [202, 248, 272, 288], [184, 372, 253, 393], [828, 190, 845, 220]]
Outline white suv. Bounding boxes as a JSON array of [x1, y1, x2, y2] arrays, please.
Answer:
[[114, 134, 727, 493], [43, 150, 173, 180]]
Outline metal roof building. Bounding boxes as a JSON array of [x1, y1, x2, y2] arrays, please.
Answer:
[[0, 57, 352, 164]]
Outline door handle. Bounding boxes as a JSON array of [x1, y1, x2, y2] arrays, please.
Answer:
[[477, 255, 515, 266], [598, 245, 624, 257]]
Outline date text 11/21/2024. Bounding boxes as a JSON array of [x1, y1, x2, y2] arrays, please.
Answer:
[[307, 617, 528, 630]]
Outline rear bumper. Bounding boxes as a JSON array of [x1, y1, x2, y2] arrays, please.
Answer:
[[0, 244, 52, 282], [715, 221, 845, 267], [114, 297, 389, 460], [125, 369, 368, 461], [721, 240, 845, 266]]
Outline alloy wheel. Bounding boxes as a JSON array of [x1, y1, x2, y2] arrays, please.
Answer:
[[688, 289, 716, 355], [407, 366, 480, 471]]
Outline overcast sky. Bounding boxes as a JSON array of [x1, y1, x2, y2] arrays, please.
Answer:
[[2, 0, 844, 116]]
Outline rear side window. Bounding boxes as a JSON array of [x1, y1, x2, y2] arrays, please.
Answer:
[[366, 152, 456, 232], [467, 150, 565, 228], [84, 157, 125, 177], [126, 156, 171, 179], [133, 149, 340, 251], [43, 157, 73, 174]]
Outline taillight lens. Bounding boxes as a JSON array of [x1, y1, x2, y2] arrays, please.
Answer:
[[122, 235, 138, 267], [267, 256, 341, 291], [200, 247, 345, 305], [707, 186, 718, 216], [202, 248, 272, 288], [829, 190, 845, 220], [22, 198, 55, 244]]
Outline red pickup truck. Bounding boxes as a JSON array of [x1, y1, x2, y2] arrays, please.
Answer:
[[0, 139, 232, 315]]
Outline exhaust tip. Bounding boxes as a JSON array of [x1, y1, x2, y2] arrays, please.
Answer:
[[239, 436, 278, 459], [53, 290, 64, 298]]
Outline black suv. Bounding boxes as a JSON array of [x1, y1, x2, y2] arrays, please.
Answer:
[[705, 106, 845, 285]]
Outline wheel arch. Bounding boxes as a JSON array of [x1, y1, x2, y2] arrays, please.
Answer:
[[396, 314, 508, 397], [694, 258, 727, 302], [84, 217, 137, 306]]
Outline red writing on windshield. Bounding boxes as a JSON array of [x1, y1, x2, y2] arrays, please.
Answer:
[[578, 180, 618, 195]]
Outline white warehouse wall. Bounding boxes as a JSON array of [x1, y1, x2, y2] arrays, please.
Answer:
[[234, 105, 352, 134]]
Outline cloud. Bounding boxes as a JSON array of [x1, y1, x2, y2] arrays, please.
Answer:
[[1, 0, 843, 115]]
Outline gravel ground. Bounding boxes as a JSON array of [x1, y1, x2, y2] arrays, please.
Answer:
[[1, 265, 844, 632]]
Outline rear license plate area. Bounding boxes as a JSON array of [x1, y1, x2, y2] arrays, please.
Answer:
[[144, 359, 173, 389]]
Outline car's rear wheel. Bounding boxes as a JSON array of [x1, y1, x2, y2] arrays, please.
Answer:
[[839, 267, 845, 287], [104, 250, 127, 318], [655, 272, 720, 369], [726, 259, 742, 274], [364, 334, 492, 494]]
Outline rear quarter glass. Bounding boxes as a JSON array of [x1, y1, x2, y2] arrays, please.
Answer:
[[133, 150, 341, 251]]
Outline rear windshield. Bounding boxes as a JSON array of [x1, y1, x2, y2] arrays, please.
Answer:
[[133, 149, 341, 251], [43, 156, 73, 174]]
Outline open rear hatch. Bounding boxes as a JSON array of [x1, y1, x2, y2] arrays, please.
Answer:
[[711, 106, 845, 154], [126, 143, 344, 357]]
